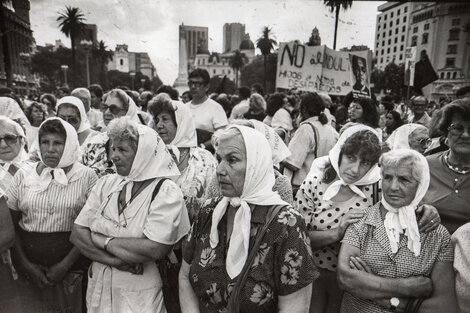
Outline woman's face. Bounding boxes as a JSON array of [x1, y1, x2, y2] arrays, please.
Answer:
[[339, 153, 373, 184], [102, 95, 127, 126], [31, 106, 45, 125], [110, 138, 137, 176], [382, 165, 419, 208], [385, 113, 395, 127], [57, 105, 81, 131], [154, 111, 177, 144], [378, 103, 386, 115], [40, 132, 65, 168], [215, 134, 247, 198], [408, 128, 430, 154], [447, 114, 470, 156], [0, 122, 22, 162], [348, 102, 363, 122]]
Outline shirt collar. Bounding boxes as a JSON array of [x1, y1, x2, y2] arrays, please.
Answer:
[[364, 202, 383, 228]]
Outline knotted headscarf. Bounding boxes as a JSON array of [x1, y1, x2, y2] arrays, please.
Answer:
[[382, 149, 430, 256], [209, 125, 288, 279], [168, 101, 197, 162], [386, 123, 428, 150], [323, 124, 382, 201], [56, 96, 91, 133]]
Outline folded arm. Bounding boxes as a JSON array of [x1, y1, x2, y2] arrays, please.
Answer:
[[179, 260, 200, 313]]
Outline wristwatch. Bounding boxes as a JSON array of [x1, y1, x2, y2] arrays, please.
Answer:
[[390, 297, 400, 311], [104, 237, 115, 251]]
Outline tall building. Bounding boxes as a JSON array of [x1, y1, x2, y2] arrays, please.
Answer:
[[374, 2, 415, 70], [107, 44, 156, 78], [407, 2, 470, 100], [0, 0, 37, 95], [223, 23, 246, 52]]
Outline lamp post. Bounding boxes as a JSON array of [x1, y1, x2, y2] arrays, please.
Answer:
[[61, 65, 69, 87], [81, 40, 93, 86], [129, 71, 136, 90]]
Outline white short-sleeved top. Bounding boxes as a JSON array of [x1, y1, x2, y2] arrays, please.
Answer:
[[75, 174, 190, 245], [295, 170, 376, 271], [189, 98, 228, 133], [6, 162, 98, 233]]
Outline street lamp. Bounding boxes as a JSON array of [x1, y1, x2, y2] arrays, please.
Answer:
[[80, 40, 93, 86], [61, 65, 69, 87], [129, 71, 136, 90]]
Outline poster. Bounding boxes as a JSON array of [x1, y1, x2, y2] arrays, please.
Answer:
[[349, 54, 370, 97], [404, 47, 417, 86], [276, 42, 371, 95]]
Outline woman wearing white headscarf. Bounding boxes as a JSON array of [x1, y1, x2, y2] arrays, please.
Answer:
[[5, 117, 98, 313], [179, 125, 317, 313], [386, 123, 431, 154], [56, 95, 99, 149], [338, 149, 456, 313], [71, 117, 190, 313], [82, 89, 141, 177], [148, 93, 219, 221]]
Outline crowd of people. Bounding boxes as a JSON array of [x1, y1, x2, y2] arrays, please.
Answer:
[[0, 68, 469, 313]]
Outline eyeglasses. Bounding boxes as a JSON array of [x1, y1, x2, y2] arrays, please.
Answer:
[[0, 135, 19, 146], [187, 80, 205, 88], [448, 123, 470, 137], [410, 137, 432, 149], [58, 115, 80, 125], [100, 103, 126, 115]]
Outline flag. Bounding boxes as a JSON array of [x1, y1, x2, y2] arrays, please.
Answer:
[[413, 52, 438, 94]]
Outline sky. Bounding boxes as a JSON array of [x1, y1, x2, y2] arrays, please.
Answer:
[[29, 0, 386, 84]]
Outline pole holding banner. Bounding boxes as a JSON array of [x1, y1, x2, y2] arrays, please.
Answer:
[[404, 47, 417, 87]]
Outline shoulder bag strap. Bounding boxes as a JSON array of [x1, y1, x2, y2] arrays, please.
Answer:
[[305, 122, 319, 158], [227, 204, 286, 313], [151, 178, 169, 202], [372, 181, 380, 205]]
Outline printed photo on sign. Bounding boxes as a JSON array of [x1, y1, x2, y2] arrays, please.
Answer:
[[349, 54, 370, 98]]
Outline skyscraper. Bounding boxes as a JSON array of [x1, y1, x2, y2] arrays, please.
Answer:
[[223, 23, 246, 52]]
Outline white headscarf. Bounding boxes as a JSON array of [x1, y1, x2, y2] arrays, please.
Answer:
[[28, 117, 79, 191], [0, 116, 28, 166], [0, 96, 30, 127], [168, 101, 197, 161], [386, 123, 428, 150], [323, 124, 382, 201], [250, 119, 291, 165], [56, 96, 91, 133], [382, 149, 430, 257], [104, 90, 140, 125], [209, 125, 288, 279]]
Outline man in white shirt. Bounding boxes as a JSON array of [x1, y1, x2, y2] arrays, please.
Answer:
[[408, 96, 431, 129], [187, 69, 228, 147]]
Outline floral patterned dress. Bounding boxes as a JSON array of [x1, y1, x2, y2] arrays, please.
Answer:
[[183, 197, 318, 313], [82, 132, 116, 178]]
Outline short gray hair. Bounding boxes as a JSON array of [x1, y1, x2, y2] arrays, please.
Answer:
[[379, 149, 424, 182], [107, 116, 139, 151], [71, 88, 91, 109], [212, 127, 242, 150]]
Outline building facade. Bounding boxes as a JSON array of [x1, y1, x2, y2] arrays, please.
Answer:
[[107, 44, 156, 78], [223, 23, 246, 53]]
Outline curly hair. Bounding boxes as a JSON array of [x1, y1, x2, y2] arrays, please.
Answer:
[[25, 102, 48, 125], [437, 98, 470, 136], [106, 117, 139, 151], [352, 97, 379, 128], [300, 92, 328, 125], [147, 93, 177, 126]]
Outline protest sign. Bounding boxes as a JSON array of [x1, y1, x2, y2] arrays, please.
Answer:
[[404, 47, 417, 86]]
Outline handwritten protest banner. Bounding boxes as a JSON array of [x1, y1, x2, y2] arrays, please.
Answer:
[[276, 42, 371, 96]]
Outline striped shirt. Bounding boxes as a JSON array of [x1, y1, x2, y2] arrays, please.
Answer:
[[6, 162, 98, 233]]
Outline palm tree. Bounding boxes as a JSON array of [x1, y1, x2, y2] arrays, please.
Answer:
[[256, 26, 277, 92], [92, 40, 114, 89], [323, 0, 353, 50], [57, 6, 87, 66], [0, 0, 13, 87], [229, 50, 247, 88]]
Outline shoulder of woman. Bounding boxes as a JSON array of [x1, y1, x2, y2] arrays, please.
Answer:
[[192, 147, 217, 165], [85, 131, 108, 146]]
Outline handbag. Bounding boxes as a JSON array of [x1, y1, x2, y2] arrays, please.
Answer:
[[225, 204, 286, 313]]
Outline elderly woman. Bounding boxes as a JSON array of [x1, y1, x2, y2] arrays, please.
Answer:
[[452, 222, 470, 313], [82, 88, 140, 177], [71, 117, 190, 313], [386, 123, 431, 154], [148, 93, 219, 220], [338, 149, 456, 313], [179, 125, 317, 313], [423, 98, 470, 234], [243, 93, 267, 122], [283, 92, 338, 193], [57, 96, 99, 149], [6, 117, 98, 313]]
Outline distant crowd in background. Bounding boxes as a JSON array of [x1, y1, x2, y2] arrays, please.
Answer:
[[0, 67, 469, 313]]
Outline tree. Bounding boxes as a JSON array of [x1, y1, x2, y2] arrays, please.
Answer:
[[383, 62, 406, 99], [57, 6, 87, 66], [240, 53, 277, 94], [92, 40, 113, 89], [256, 26, 277, 92], [229, 50, 247, 88], [0, 0, 13, 87], [323, 0, 353, 50]]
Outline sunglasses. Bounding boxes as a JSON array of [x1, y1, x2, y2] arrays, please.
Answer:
[[187, 80, 205, 88], [0, 135, 19, 146], [411, 137, 432, 149], [100, 103, 126, 115], [58, 115, 80, 125], [448, 123, 470, 137]]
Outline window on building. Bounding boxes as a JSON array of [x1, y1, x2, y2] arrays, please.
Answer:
[[385, 14, 387, 20], [422, 33, 429, 44], [378, 25, 381, 31], [395, 28, 399, 34], [382, 40, 385, 46], [449, 28, 460, 41], [389, 30, 392, 36], [228, 70, 231, 74], [399, 54, 403, 60], [388, 39, 391, 45], [376, 42, 379, 48], [400, 45, 404, 51], [198, 59, 200, 65], [453, 72, 457, 79], [413, 26, 418, 33], [390, 21, 393, 27], [447, 44, 457, 54], [393, 46, 397, 52], [452, 18, 461, 26], [440, 72, 444, 79], [381, 49, 384, 55], [383, 32, 386, 37], [376, 50, 379, 56], [446, 72, 451, 79], [396, 19, 400, 25], [445, 58, 456, 68], [402, 35, 405, 42], [403, 16, 407, 23], [397, 9, 401, 15], [404, 6, 408, 13], [402, 25, 406, 32], [387, 47, 391, 53], [213, 69, 216, 74], [380, 57, 383, 63], [120, 59, 123, 66], [391, 12, 394, 18], [395, 37, 398, 43], [411, 35, 417, 46], [384, 23, 387, 29], [379, 16, 382, 22], [377, 34, 380, 40], [424, 23, 429, 31]]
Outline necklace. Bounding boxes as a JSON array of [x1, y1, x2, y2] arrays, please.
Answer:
[[444, 151, 470, 175]]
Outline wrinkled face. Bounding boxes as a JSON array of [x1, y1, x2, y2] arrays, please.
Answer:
[[339, 153, 373, 184], [57, 105, 81, 131], [412, 99, 427, 115], [354, 58, 367, 86], [154, 111, 177, 144], [31, 106, 45, 124], [408, 128, 430, 154], [382, 165, 419, 208], [0, 122, 22, 162], [90, 92, 101, 109], [385, 113, 396, 127], [110, 138, 137, 176], [102, 95, 127, 126], [40, 132, 65, 168], [215, 134, 247, 198], [188, 77, 208, 100], [447, 114, 470, 156], [348, 102, 364, 122]]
